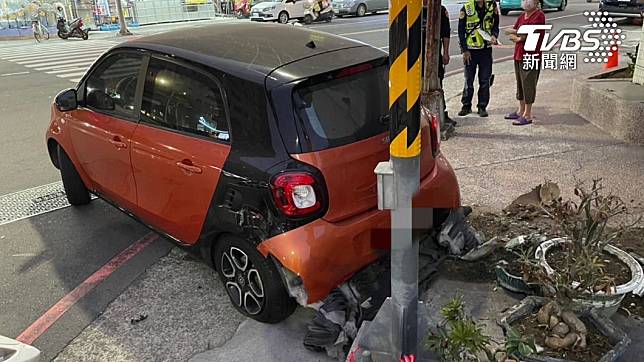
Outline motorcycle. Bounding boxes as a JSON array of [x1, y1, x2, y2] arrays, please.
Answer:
[[302, 0, 333, 24], [57, 17, 89, 40]]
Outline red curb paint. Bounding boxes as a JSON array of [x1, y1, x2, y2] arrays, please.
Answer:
[[15, 232, 159, 345]]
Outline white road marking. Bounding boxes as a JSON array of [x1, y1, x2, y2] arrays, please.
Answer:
[[0, 41, 114, 82], [0, 71, 30, 77], [58, 71, 88, 78]]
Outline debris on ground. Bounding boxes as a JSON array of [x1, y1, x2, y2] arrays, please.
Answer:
[[129, 314, 148, 325], [303, 289, 355, 360], [460, 237, 502, 261], [438, 206, 484, 255], [505, 181, 560, 219]]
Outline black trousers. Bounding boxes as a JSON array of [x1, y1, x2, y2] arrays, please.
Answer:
[[461, 47, 493, 109]]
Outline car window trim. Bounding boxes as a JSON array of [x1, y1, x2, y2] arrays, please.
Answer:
[[80, 49, 147, 123], [138, 52, 232, 145]]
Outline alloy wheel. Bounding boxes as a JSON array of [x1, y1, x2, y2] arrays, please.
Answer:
[[220, 246, 265, 315]]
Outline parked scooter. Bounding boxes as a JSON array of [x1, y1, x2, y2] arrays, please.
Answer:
[[302, 0, 333, 24], [57, 17, 89, 40]]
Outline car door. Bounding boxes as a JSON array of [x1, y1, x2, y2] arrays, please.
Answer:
[[68, 51, 144, 210], [130, 57, 231, 244], [286, 0, 305, 18]]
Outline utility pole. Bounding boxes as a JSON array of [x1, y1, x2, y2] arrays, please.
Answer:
[[422, 0, 443, 128], [115, 0, 131, 36], [376, 0, 423, 359]]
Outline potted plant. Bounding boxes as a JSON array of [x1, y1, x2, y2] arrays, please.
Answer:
[[531, 179, 644, 316], [498, 296, 631, 362]]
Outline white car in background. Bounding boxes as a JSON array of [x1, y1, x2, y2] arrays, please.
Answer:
[[250, 0, 307, 23]]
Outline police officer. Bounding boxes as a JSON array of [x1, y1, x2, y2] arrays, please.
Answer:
[[457, 0, 499, 118]]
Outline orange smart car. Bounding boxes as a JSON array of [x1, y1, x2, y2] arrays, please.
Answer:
[[46, 23, 460, 323]]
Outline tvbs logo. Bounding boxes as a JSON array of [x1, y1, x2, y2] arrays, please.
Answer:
[[518, 25, 604, 52], [517, 12, 625, 56]]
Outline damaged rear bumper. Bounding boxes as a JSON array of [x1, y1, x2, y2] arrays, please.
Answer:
[[257, 154, 460, 304]]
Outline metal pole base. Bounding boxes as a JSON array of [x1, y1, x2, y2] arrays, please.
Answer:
[[346, 298, 435, 362]]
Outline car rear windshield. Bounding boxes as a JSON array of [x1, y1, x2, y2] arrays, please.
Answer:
[[292, 65, 388, 152]]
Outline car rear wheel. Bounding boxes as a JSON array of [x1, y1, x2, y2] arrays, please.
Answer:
[[500, 9, 509, 15], [304, 14, 313, 24], [58, 146, 91, 206], [214, 235, 296, 323], [278, 11, 289, 24], [557, 0, 566, 11], [356, 4, 366, 17]]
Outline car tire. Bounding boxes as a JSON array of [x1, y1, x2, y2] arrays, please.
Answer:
[[214, 235, 296, 323], [304, 14, 313, 24], [356, 4, 366, 17], [58, 146, 91, 206], [557, 0, 566, 11], [500, 9, 509, 15], [278, 11, 289, 24]]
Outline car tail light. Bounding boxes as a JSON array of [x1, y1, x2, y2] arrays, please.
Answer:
[[429, 113, 440, 156], [272, 173, 321, 217], [335, 63, 372, 79]]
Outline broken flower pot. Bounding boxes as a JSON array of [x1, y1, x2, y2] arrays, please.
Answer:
[[498, 296, 631, 362], [535, 238, 644, 316], [495, 262, 540, 295]]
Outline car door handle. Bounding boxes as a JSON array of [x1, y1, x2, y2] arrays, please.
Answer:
[[108, 136, 127, 149], [176, 160, 202, 174]]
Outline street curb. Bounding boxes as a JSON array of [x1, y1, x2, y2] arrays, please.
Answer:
[[571, 71, 644, 145]]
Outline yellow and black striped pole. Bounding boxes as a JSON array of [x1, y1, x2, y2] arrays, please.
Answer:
[[389, 0, 422, 159], [388, 0, 423, 358]]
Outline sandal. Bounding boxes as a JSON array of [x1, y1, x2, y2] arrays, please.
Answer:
[[512, 117, 533, 126], [504, 111, 520, 120]]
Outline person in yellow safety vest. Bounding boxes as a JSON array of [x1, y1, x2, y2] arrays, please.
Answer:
[[457, 0, 499, 118]]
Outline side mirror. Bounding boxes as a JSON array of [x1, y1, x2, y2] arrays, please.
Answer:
[[86, 89, 115, 111], [55, 89, 78, 111]]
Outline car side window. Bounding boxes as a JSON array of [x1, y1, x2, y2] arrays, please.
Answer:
[[140, 58, 230, 142], [85, 53, 142, 118]]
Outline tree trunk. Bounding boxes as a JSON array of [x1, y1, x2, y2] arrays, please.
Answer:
[[421, 0, 443, 127], [633, 22, 644, 85], [115, 0, 131, 36]]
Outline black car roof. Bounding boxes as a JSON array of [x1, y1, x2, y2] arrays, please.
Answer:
[[116, 22, 383, 84]]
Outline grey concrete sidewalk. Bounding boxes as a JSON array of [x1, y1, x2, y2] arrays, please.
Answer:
[[55, 54, 643, 362]]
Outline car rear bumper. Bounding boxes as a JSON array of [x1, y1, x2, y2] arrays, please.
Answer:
[[257, 153, 460, 303], [598, 4, 643, 17]]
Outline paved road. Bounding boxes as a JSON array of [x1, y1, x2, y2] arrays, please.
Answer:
[[0, 1, 635, 360]]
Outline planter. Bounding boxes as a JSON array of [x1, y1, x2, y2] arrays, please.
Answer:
[[498, 296, 631, 362], [495, 263, 540, 295], [535, 238, 644, 316]]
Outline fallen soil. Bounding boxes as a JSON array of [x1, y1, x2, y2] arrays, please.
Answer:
[[619, 293, 644, 320], [512, 314, 612, 362]]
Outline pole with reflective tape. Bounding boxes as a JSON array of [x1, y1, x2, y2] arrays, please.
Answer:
[[388, 0, 422, 358]]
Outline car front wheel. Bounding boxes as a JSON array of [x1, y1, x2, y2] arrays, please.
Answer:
[[278, 11, 289, 24], [500, 8, 509, 15], [356, 4, 366, 17], [214, 235, 296, 323], [58, 146, 91, 206]]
